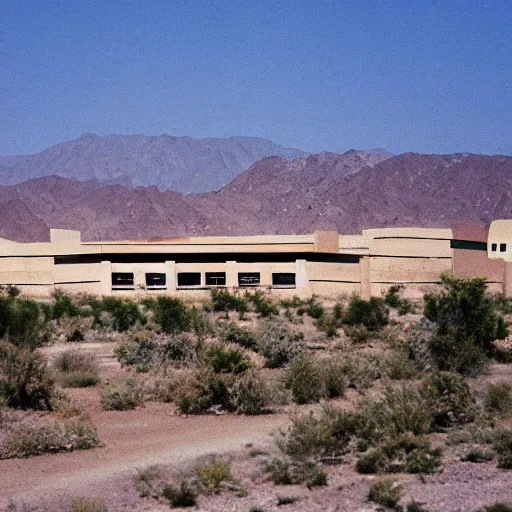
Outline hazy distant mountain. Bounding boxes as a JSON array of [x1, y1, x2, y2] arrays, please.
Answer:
[[0, 134, 308, 193], [2, 150, 510, 243]]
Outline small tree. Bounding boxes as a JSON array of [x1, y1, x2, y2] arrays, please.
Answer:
[[424, 273, 508, 354]]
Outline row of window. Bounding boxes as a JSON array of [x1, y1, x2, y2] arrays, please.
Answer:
[[111, 272, 296, 289], [491, 243, 508, 253]]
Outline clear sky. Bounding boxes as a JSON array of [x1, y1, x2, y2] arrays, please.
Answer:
[[1, 0, 511, 156]]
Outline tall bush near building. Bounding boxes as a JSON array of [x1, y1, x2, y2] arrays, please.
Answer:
[[153, 296, 192, 334]]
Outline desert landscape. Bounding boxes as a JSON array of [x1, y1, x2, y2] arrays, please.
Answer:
[[2, 281, 512, 511]]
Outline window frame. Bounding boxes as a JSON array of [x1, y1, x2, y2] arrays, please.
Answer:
[[145, 272, 167, 289], [205, 272, 226, 286], [238, 272, 261, 287], [111, 272, 135, 289], [272, 272, 296, 287], [177, 272, 202, 288]]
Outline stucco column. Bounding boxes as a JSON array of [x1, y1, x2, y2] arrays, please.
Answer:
[[504, 262, 512, 298], [295, 259, 312, 298], [359, 256, 371, 300], [226, 261, 238, 288], [100, 261, 112, 296], [165, 261, 177, 293]]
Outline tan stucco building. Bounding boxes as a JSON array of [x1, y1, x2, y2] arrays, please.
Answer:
[[0, 221, 511, 299]]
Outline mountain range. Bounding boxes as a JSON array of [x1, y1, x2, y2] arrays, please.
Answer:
[[0, 134, 307, 193], [0, 148, 510, 243]]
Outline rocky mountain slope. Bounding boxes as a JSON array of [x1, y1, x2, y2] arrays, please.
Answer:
[[0, 134, 308, 193], [0, 151, 510, 242]]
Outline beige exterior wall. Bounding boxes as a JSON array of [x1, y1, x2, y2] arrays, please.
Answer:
[[2, 223, 512, 299]]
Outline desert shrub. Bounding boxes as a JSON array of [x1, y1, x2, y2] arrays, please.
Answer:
[[344, 295, 389, 331], [0, 295, 49, 349], [162, 479, 198, 507], [189, 305, 214, 340], [210, 288, 249, 315], [318, 357, 346, 399], [280, 296, 307, 309], [257, 321, 303, 368], [67, 328, 85, 342], [422, 372, 475, 428], [115, 332, 156, 368], [429, 330, 489, 377], [278, 406, 359, 461], [315, 313, 341, 337], [485, 382, 512, 417], [305, 296, 324, 319], [230, 370, 270, 414], [52, 291, 81, 319], [54, 350, 100, 388], [134, 465, 163, 498], [385, 349, 421, 381], [406, 319, 436, 371], [195, 455, 234, 494], [343, 324, 371, 343], [447, 419, 496, 446], [424, 273, 508, 355], [102, 296, 146, 331], [0, 342, 54, 410], [100, 379, 143, 411], [483, 505, 512, 512], [493, 293, 512, 315], [1, 409, 99, 459], [368, 477, 403, 510], [461, 447, 494, 463], [356, 435, 442, 474], [222, 323, 257, 350], [360, 384, 432, 442], [202, 343, 251, 374], [152, 296, 191, 334], [492, 429, 512, 469], [339, 352, 387, 391], [385, 285, 414, 315], [71, 499, 108, 512], [285, 353, 325, 404], [249, 291, 279, 317], [265, 458, 327, 488], [159, 333, 198, 366], [406, 502, 430, 512]]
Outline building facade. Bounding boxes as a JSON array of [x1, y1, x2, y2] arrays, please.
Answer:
[[0, 221, 510, 299]]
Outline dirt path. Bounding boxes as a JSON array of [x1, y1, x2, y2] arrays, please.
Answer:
[[0, 402, 287, 507]]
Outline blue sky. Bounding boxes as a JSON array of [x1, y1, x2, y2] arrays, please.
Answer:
[[1, 0, 511, 156]]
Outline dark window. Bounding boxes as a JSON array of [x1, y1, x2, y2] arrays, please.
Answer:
[[450, 240, 487, 251], [238, 272, 260, 286], [500, 243, 507, 252], [492, 243, 497, 252], [205, 272, 226, 286], [272, 273, 296, 286], [112, 272, 134, 287], [177, 272, 201, 287], [146, 273, 166, 287]]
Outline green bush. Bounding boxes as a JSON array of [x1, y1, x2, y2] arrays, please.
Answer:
[[356, 435, 442, 474], [162, 479, 198, 507], [265, 458, 327, 488], [195, 455, 234, 494], [424, 273, 508, 354], [159, 333, 198, 367], [222, 323, 257, 350], [285, 354, 325, 404], [492, 429, 512, 469], [343, 324, 372, 343], [339, 352, 386, 391], [210, 288, 249, 315], [368, 477, 403, 510], [385, 285, 414, 315], [360, 384, 432, 442], [280, 296, 307, 309], [54, 349, 100, 388], [0, 294, 49, 349], [0, 341, 54, 410], [406, 319, 436, 371], [319, 357, 346, 399], [422, 372, 474, 428], [71, 499, 108, 512], [202, 343, 251, 374], [52, 291, 81, 319], [230, 370, 270, 414], [406, 502, 430, 512], [100, 379, 143, 411], [100, 296, 146, 331], [344, 295, 389, 331], [483, 504, 512, 512], [385, 350, 421, 381], [115, 332, 156, 368], [485, 382, 512, 417], [257, 321, 303, 368], [278, 406, 359, 461], [249, 291, 279, 317], [306, 298, 325, 319], [152, 296, 191, 334], [461, 447, 494, 463]]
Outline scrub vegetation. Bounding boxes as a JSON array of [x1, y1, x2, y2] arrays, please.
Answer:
[[1, 275, 512, 510]]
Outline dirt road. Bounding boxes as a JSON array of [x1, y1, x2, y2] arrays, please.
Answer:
[[0, 401, 288, 508]]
